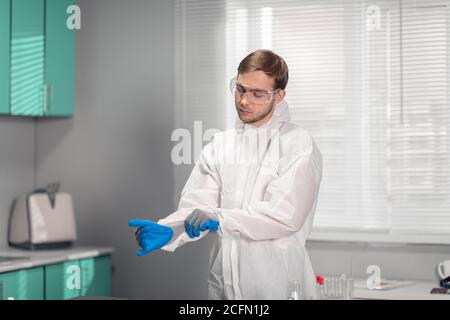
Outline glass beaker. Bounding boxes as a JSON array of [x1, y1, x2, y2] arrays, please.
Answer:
[[287, 280, 303, 300]]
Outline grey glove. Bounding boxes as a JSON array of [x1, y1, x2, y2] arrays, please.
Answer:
[[184, 209, 219, 238]]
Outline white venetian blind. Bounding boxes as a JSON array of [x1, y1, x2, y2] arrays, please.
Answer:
[[175, 0, 450, 243], [382, 1, 450, 234]]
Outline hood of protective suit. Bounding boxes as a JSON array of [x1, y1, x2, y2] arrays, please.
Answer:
[[234, 99, 291, 131]]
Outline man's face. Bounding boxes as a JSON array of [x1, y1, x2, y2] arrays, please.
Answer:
[[234, 70, 285, 127]]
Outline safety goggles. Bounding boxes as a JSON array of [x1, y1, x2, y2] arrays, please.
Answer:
[[230, 77, 280, 105]]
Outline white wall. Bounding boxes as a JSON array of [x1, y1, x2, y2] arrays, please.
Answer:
[[0, 118, 35, 247], [35, 0, 213, 299]]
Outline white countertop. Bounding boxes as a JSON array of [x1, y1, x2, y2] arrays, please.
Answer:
[[354, 279, 450, 300], [0, 246, 115, 273]]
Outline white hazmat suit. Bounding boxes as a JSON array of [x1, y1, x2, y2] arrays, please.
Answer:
[[158, 99, 323, 299]]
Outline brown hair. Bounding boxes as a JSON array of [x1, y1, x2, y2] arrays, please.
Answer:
[[237, 49, 289, 90]]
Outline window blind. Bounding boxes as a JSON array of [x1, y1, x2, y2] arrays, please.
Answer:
[[175, 0, 450, 243]]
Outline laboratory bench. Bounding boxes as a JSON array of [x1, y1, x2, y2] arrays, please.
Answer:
[[0, 246, 114, 300], [353, 279, 450, 300]]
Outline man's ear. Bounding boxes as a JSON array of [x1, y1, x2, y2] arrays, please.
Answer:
[[274, 90, 286, 104]]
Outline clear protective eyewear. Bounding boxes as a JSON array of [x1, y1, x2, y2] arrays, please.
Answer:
[[230, 77, 280, 105]]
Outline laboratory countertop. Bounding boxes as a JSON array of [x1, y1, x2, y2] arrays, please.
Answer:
[[354, 279, 450, 300], [0, 246, 115, 273]]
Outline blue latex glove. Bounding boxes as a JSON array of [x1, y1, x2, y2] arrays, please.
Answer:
[[128, 220, 174, 256], [184, 209, 219, 238]]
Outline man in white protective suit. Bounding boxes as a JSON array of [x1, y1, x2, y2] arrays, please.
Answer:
[[129, 49, 323, 300]]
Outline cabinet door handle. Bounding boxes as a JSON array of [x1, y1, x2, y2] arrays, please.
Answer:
[[48, 85, 53, 113], [42, 84, 47, 114], [0, 280, 3, 300], [42, 84, 53, 114]]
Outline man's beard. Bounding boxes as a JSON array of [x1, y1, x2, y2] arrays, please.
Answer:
[[236, 100, 276, 125]]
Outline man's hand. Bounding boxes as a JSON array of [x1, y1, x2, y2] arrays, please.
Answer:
[[184, 209, 219, 238], [128, 220, 174, 256]]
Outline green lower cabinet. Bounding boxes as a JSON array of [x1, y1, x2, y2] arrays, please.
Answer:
[[45, 255, 112, 300], [45, 260, 81, 300], [80, 256, 112, 297], [0, 255, 111, 300], [0, 267, 44, 300]]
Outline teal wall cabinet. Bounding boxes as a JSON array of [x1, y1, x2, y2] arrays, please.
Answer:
[[0, 0, 11, 114], [45, 0, 76, 116], [10, 0, 45, 116], [1, 0, 76, 117]]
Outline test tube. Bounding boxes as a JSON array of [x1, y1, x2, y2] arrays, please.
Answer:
[[318, 281, 325, 300], [342, 277, 347, 300], [337, 277, 342, 299], [346, 278, 354, 300], [318, 276, 354, 300], [331, 277, 337, 300], [339, 275, 346, 300]]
